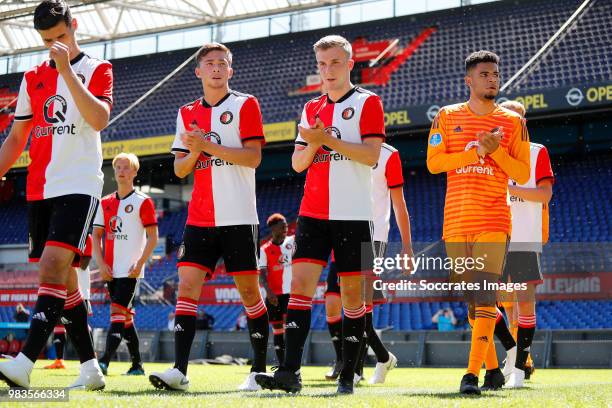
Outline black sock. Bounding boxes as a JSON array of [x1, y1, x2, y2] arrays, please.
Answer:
[[173, 311, 196, 375], [340, 305, 366, 382], [21, 284, 66, 362], [354, 326, 368, 377], [494, 312, 517, 351], [273, 329, 285, 366], [53, 331, 66, 360], [283, 295, 312, 372], [123, 323, 142, 366], [63, 292, 96, 364], [366, 311, 390, 363], [327, 316, 343, 363], [516, 314, 536, 370], [100, 315, 125, 365], [244, 299, 269, 373]]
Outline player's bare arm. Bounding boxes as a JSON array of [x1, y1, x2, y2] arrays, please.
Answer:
[[50, 42, 110, 131], [390, 186, 414, 275], [0, 119, 32, 177], [258, 267, 278, 306], [128, 225, 159, 278], [181, 124, 262, 168], [292, 143, 320, 173], [173, 151, 200, 178], [509, 179, 553, 204], [92, 226, 112, 281]]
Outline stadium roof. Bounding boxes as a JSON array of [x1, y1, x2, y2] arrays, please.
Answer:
[[0, 0, 357, 55]]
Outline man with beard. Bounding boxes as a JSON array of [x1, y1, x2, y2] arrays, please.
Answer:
[[426, 50, 530, 395]]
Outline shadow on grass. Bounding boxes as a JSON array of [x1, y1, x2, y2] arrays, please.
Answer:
[[101, 389, 246, 397]]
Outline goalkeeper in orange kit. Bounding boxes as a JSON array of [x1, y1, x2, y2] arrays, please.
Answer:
[[426, 50, 530, 395]]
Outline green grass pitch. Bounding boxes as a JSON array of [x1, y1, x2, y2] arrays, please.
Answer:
[[3, 360, 611, 407]]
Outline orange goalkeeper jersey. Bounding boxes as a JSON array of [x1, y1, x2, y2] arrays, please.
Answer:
[[426, 102, 530, 239]]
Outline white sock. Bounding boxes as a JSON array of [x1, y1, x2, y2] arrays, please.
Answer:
[[15, 353, 34, 372]]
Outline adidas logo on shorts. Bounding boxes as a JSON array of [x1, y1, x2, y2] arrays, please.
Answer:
[[285, 321, 299, 329], [174, 324, 184, 332], [111, 333, 122, 339], [345, 336, 360, 343], [251, 332, 264, 339], [477, 336, 489, 342], [60, 317, 71, 325], [32, 312, 48, 322]]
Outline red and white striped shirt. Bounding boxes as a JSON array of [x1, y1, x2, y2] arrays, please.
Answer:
[[259, 236, 295, 295], [93, 190, 157, 278], [296, 87, 385, 221], [171, 91, 265, 227], [372, 143, 404, 242], [14, 52, 112, 201]]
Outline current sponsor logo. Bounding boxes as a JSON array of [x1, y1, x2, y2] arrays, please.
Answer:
[[321, 126, 341, 152], [313, 151, 350, 164], [201, 132, 222, 158], [108, 216, 128, 240], [109, 216, 122, 233], [43, 95, 67, 124], [456, 165, 494, 176], [35, 94, 76, 138]]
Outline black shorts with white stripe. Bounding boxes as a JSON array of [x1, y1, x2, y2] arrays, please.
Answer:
[[27, 194, 98, 265]]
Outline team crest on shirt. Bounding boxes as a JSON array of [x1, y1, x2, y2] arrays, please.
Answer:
[[177, 243, 186, 260], [342, 107, 355, 120], [220, 111, 233, 124], [125, 204, 134, 214], [322, 126, 341, 152], [278, 254, 290, 266], [109, 216, 123, 233]]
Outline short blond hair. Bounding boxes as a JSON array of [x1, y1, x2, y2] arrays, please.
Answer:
[[500, 100, 526, 118], [112, 152, 140, 171], [313, 35, 352, 58]]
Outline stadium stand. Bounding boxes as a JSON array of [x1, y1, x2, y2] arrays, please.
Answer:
[[0, 0, 609, 144], [4, 299, 609, 331]]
